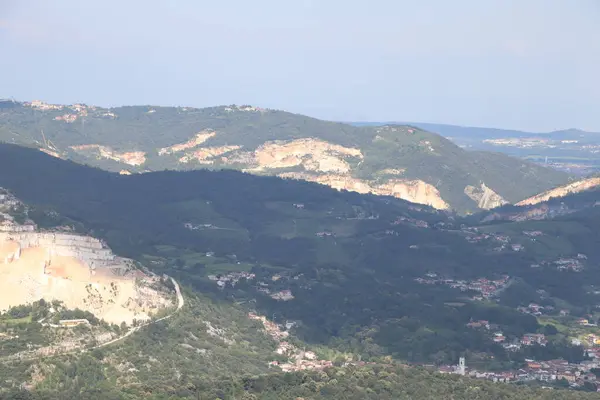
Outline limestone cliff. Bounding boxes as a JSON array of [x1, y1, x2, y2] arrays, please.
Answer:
[[516, 177, 600, 206], [158, 130, 216, 155], [464, 183, 509, 210], [249, 138, 363, 174], [280, 172, 449, 210], [0, 208, 173, 324]]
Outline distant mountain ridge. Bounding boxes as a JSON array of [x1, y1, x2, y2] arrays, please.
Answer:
[[0, 99, 570, 213], [350, 121, 600, 175], [349, 121, 599, 140]]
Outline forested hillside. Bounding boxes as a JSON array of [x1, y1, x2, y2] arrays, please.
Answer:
[[0, 143, 595, 369], [0, 100, 570, 213]]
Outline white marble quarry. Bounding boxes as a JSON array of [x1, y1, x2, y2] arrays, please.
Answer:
[[0, 231, 131, 274]]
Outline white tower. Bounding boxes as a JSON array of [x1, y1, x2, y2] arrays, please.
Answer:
[[458, 357, 466, 376]]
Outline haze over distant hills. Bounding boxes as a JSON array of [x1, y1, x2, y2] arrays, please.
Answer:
[[351, 121, 600, 175], [0, 99, 570, 213]]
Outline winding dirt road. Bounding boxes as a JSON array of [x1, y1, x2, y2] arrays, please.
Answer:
[[2, 276, 184, 363]]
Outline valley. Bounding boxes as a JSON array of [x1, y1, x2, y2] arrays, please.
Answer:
[[3, 0, 598, 397], [0, 138, 600, 397], [0, 143, 600, 397]]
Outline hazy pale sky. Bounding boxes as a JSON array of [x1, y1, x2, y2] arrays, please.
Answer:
[[1, 0, 599, 131]]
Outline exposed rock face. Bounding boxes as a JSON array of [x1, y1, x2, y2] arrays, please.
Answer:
[[281, 172, 449, 209], [377, 180, 449, 209], [39, 148, 61, 159], [70, 145, 146, 166], [517, 177, 600, 206], [0, 231, 128, 272], [251, 139, 363, 174], [464, 183, 509, 210], [158, 130, 216, 155], [0, 223, 173, 324]]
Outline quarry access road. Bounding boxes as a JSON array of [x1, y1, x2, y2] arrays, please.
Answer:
[[94, 276, 184, 349], [1, 276, 185, 363]]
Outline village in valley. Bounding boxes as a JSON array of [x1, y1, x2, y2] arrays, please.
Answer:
[[182, 198, 600, 390]]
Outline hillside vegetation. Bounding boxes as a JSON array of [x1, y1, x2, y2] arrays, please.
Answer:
[[2, 144, 600, 397], [0, 100, 569, 213], [0, 144, 592, 357]]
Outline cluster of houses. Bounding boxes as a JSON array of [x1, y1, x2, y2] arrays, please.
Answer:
[[439, 357, 600, 388], [26, 101, 119, 122], [256, 283, 295, 301], [520, 333, 548, 347], [207, 271, 255, 288], [555, 255, 586, 272], [466, 320, 506, 344], [530, 254, 587, 272], [415, 274, 510, 300], [270, 355, 334, 373], [463, 230, 552, 253], [208, 271, 296, 301], [392, 216, 429, 229], [27, 100, 64, 111], [465, 320, 549, 348], [464, 232, 510, 245], [248, 312, 334, 372], [517, 303, 554, 316]]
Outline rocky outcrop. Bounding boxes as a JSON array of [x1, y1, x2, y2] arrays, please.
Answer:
[[517, 177, 600, 206], [0, 231, 130, 273], [158, 130, 217, 155], [250, 139, 363, 174], [70, 145, 146, 166], [464, 183, 509, 210], [377, 179, 449, 209], [39, 148, 62, 159], [0, 216, 173, 324], [280, 172, 449, 209]]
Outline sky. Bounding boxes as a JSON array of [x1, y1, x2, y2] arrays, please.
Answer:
[[1, 0, 599, 132]]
